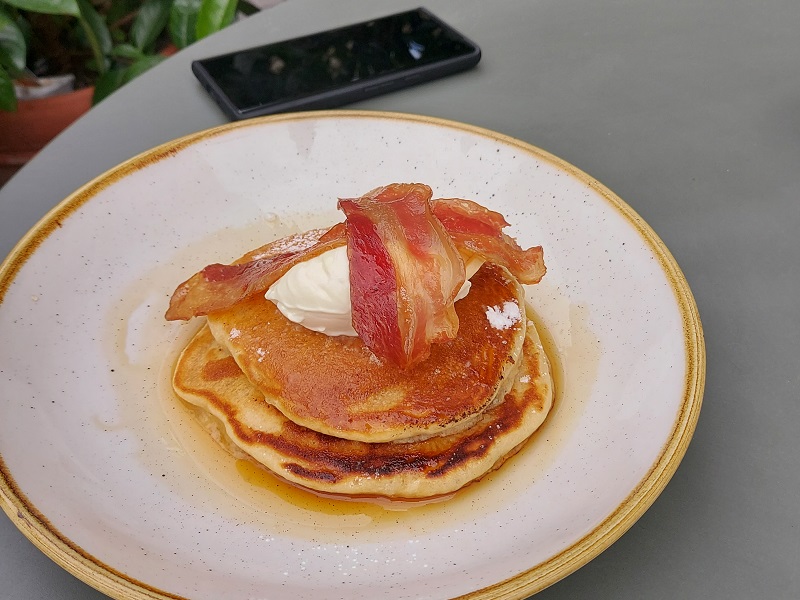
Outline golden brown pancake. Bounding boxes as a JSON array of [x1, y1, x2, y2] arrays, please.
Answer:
[[172, 319, 553, 499], [206, 263, 527, 443]]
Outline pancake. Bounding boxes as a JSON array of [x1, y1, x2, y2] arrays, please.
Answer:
[[172, 318, 553, 499], [206, 263, 527, 443]]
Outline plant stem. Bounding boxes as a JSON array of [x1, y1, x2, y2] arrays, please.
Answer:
[[109, 10, 138, 32], [77, 15, 107, 75]]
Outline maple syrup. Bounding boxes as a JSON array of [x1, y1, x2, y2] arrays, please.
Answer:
[[104, 215, 597, 544]]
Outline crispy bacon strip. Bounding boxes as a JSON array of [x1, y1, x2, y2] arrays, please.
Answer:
[[165, 223, 346, 321], [433, 198, 546, 284], [165, 184, 546, 374], [338, 184, 465, 369]]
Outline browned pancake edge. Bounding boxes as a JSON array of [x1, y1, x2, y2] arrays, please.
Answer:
[[172, 318, 553, 499]]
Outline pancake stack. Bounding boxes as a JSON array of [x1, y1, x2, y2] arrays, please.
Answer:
[[172, 258, 554, 500]]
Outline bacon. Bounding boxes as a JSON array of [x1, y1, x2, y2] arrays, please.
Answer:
[[433, 198, 546, 284], [165, 223, 346, 321], [338, 184, 465, 369], [165, 184, 546, 373]]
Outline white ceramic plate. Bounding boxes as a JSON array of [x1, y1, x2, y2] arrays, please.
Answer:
[[0, 111, 704, 599]]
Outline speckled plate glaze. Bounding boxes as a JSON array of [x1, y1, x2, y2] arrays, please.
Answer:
[[0, 111, 704, 599]]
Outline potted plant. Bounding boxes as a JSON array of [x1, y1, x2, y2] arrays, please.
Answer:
[[0, 0, 247, 180]]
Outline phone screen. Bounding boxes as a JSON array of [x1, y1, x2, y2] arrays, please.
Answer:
[[193, 8, 480, 119]]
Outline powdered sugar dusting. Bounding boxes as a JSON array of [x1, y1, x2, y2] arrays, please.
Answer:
[[229, 327, 241, 339], [250, 228, 329, 260], [486, 301, 522, 330]]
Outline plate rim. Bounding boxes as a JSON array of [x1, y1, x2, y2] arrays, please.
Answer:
[[0, 109, 705, 600]]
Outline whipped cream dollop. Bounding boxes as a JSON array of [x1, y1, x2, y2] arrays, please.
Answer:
[[265, 246, 483, 337], [265, 246, 356, 336]]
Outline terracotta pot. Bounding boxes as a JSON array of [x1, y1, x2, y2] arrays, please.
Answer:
[[0, 86, 94, 180]]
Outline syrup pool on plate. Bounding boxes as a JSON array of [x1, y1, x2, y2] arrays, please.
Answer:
[[104, 212, 592, 544]]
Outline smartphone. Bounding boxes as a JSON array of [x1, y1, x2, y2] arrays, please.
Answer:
[[191, 7, 481, 120]]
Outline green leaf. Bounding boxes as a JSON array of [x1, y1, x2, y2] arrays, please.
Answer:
[[93, 53, 165, 104], [0, 64, 17, 111], [130, 0, 172, 51], [76, 0, 112, 74], [195, 0, 236, 40], [111, 42, 144, 60], [1, 0, 79, 17], [92, 66, 126, 103], [0, 8, 27, 73], [168, 0, 200, 49], [121, 53, 164, 83]]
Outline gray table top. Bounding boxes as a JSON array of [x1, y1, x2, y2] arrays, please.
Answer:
[[1, 0, 798, 598]]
